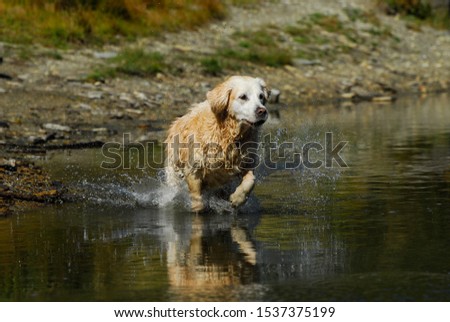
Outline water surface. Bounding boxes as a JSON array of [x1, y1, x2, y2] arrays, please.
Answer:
[[1, 94, 449, 301]]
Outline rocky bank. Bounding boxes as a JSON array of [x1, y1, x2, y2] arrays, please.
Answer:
[[1, 0, 449, 214]]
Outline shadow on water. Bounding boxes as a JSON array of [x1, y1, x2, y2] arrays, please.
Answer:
[[0, 94, 449, 301]]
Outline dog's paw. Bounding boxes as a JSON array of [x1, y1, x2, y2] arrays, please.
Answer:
[[230, 191, 246, 208]]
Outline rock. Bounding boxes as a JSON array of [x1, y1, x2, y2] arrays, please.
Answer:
[[0, 87, 6, 93], [28, 136, 46, 145], [86, 91, 104, 99], [341, 92, 356, 99], [92, 127, 108, 133], [119, 93, 136, 104], [293, 59, 321, 66], [200, 82, 211, 91], [18, 74, 30, 81], [0, 121, 9, 128], [269, 88, 281, 104], [351, 86, 373, 100], [372, 96, 395, 102], [125, 108, 143, 115], [0, 158, 16, 168], [133, 91, 148, 101], [110, 112, 132, 120], [75, 103, 92, 111], [93, 51, 118, 59], [44, 132, 57, 142], [43, 123, 71, 132]]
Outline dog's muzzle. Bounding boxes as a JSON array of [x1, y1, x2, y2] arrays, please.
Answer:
[[254, 107, 268, 126]]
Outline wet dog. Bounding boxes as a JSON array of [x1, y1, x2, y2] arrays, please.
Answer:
[[165, 76, 269, 212]]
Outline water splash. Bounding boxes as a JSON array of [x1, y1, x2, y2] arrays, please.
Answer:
[[69, 171, 186, 209]]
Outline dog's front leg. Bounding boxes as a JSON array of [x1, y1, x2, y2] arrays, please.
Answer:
[[230, 170, 255, 208], [186, 172, 204, 212]]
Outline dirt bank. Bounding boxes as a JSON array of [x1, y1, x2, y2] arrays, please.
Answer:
[[0, 0, 449, 214]]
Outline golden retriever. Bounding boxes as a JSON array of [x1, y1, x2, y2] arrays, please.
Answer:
[[164, 76, 269, 212]]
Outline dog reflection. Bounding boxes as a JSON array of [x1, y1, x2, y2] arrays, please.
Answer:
[[166, 215, 257, 299]]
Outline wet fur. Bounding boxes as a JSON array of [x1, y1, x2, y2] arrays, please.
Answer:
[[164, 76, 269, 212]]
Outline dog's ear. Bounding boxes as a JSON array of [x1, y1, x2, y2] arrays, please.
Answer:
[[256, 78, 270, 103], [207, 81, 232, 119]]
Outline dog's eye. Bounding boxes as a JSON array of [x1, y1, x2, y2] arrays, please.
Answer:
[[239, 94, 248, 101], [259, 93, 267, 103]]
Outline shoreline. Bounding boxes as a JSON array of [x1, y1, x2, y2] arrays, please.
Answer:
[[1, 0, 449, 215]]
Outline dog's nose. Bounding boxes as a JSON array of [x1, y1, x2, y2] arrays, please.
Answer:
[[256, 107, 267, 118]]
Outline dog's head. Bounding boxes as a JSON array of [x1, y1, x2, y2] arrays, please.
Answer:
[[206, 76, 270, 128]]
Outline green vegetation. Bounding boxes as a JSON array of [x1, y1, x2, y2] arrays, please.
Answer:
[[113, 49, 164, 76], [0, 0, 227, 47], [219, 29, 294, 67], [200, 9, 402, 71], [308, 13, 345, 32], [87, 48, 165, 81], [285, 25, 329, 45], [200, 57, 224, 76], [344, 7, 381, 26], [284, 10, 399, 61], [380, 0, 432, 18], [378, 0, 450, 29], [230, 0, 261, 7]]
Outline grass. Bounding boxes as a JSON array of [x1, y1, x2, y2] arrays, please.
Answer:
[[200, 57, 223, 76], [282, 10, 402, 61], [285, 25, 329, 44], [206, 10, 401, 69], [344, 7, 381, 26], [0, 0, 227, 47], [219, 29, 294, 67], [402, 9, 450, 30], [308, 13, 346, 32], [230, 0, 261, 7], [377, 0, 450, 30], [87, 48, 165, 81], [379, 0, 433, 19]]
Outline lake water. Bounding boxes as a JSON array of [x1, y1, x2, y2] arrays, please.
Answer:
[[1, 94, 449, 301]]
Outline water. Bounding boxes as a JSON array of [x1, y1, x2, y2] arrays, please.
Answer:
[[1, 94, 449, 301]]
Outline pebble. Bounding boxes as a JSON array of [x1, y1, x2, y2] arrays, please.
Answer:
[[133, 91, 148, 101], [43, 123, 72, 132], [93, 51, 118, 59], [341, 92, 355, 99], [0, 158, 16, 168], [125, 108, 144, 115], [351, 86, 373, 99], [119, 93, 135, 104], [18, 74, 30, 81], [87, 91, 104, 99], [293, 59, 321, 66], [92, 127, 108, 133], [28, 135, 46, 145], [0, 87, 6, 94], [75, 103, 92, 111], [110, 112, 132, 120], [372, 96, 395, 102]]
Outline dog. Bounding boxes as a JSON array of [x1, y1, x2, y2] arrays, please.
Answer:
[[164, 76, 269, 212]]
